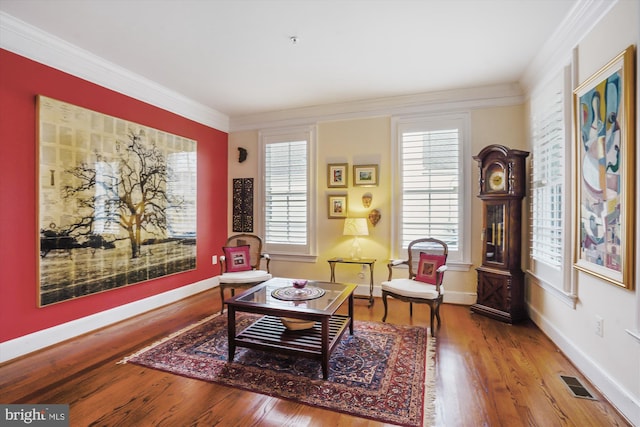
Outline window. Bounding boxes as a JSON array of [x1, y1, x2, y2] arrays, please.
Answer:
[[259, 126, 316, 258], [392, 114, 471, 268], [529, 66, 573, 297]]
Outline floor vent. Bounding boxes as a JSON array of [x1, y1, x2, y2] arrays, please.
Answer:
[[560, 375, 597, 400]]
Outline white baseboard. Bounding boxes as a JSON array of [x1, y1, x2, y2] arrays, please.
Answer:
[[444, 291, 476, 305], [527, 303, 640, 426], [0, 277, 219, 364]]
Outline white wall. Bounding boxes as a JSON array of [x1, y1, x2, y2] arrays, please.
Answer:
[[525, 1, 639, 424]]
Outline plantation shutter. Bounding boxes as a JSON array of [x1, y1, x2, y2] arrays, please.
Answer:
[[400, 128, 460, 251], [264, 140, 308, 246], [530, 77, 564, 268]]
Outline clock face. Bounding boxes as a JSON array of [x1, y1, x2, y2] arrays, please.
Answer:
[[487, 166, 506, 191]]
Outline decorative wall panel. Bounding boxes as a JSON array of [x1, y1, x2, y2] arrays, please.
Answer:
[[38, 96, 197, 306]]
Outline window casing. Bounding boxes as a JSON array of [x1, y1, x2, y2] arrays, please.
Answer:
[[259, 126, 316, 258], [392, 113, 471, 269], [529, 66, 573, 297]]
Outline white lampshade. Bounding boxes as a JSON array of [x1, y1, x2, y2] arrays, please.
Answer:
[[343, 218, 369, 236]]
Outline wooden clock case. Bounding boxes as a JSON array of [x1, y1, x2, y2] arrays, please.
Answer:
[[471, 144, 529, 323]]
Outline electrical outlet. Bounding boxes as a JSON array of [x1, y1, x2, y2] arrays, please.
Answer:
[[211, 255, 217, 265], [358, 264, 366, 279], [595, 315, 604, 337]]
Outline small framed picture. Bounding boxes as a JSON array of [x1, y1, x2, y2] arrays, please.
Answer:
[[327, 163, 348, 188], [353, 164, 379, 186], [328, 194, 348, 219]]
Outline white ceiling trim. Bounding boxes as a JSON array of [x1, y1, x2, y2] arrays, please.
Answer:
[[230, 83, 525, 132], [0, 12, 230, 133], [520, 0, 618, 95]]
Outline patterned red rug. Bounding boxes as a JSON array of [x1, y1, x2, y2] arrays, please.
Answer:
[[120, 313, 435, 426]]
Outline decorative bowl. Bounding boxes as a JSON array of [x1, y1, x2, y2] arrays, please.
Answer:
[[280, 317, 315, 331], [292, 279, 308, 289]]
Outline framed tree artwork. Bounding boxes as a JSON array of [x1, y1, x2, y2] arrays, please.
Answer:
[[37, 96, 198, 306], [573, 45, 635, 289]]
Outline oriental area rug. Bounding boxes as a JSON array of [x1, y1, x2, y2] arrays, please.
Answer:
[[119, 313, 436, 427]]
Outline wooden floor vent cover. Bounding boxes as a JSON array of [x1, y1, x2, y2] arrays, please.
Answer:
[[560, 375, 596, 400]]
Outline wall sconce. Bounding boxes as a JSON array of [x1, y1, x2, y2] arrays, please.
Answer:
[[343, 217, 369, 260]]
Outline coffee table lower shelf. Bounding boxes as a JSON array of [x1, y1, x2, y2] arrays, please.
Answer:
[[232, 314, 351, 379]]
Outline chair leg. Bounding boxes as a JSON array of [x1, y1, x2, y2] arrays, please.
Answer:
[[381, 292, 389, 322], [409, 302, 413, 317], [429, 302, 436, 336], [435, 299, 442, 328], [219, 286, 225, 314]]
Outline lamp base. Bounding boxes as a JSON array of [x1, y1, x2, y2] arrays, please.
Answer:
[[350, 237, 362, 260]]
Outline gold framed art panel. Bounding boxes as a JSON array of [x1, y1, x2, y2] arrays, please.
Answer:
[[572, 45, 636, 289], [37, 96, 198, 306]]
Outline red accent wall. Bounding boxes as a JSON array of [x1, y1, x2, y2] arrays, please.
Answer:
[[0, 49, 228, 343]]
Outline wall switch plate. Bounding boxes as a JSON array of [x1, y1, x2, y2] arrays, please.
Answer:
[[211, 255, 217, 265], [595, 315, 604, 337], [358, 264, 366, 279]]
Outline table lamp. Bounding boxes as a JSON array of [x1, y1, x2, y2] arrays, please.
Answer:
[[343, 218, 369, 260]]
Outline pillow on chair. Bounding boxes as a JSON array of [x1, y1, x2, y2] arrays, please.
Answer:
[[223, 245, 252, 272], [415, 252, 446, 284]]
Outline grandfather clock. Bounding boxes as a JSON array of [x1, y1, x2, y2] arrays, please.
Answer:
[[471, 145, 529, 323]]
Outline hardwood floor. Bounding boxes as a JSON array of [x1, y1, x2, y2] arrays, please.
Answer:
[[0, 288, 631, 426]]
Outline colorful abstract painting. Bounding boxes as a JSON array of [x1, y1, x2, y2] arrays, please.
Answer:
[[573, 46, 635, 289]]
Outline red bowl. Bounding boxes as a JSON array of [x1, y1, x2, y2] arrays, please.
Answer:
[[292, 280, 307, 289]]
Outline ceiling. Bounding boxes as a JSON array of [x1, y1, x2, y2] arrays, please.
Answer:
[[0, 0, 577, 119]]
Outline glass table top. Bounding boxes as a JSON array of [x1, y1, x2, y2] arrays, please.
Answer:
[[232, 277, 355, 313]]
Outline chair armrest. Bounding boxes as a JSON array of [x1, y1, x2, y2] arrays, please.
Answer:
[[386, 259, 408, 280], [261, 253, 271, 273], [219, 255, 226, 275], [434, 265, 448, 292]]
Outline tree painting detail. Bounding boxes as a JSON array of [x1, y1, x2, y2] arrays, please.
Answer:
[[38, 96, 197, 306]]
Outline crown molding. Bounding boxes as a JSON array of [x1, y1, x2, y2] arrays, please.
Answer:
[[0, 11, 229, 132], [520, 0, 618, 94], [229, 83, 524, 132]]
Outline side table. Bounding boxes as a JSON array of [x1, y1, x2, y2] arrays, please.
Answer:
[[327, 257, 376, 307]]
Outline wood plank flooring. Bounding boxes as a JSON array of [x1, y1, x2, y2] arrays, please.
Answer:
[[0, 288, 631, 426]]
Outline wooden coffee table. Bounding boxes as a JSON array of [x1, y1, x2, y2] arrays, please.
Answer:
[[225, 277, 356, 379]]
